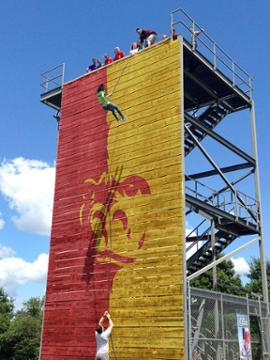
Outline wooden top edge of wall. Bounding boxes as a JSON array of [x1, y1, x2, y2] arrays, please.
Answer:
[[64, 38, 181, 87]]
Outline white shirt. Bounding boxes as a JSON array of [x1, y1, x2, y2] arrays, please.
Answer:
[[95, 327, 112, 355], [130, 48, 139, 55]]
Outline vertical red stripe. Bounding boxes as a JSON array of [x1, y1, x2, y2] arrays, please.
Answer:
[[40, 69, 110, 359]]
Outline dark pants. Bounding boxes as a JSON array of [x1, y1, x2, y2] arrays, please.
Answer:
[[103, 103, 125, 121]]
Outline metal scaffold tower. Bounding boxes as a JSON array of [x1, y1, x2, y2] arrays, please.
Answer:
[[171, 6, 269, 346], [170, 8, 269, 360]]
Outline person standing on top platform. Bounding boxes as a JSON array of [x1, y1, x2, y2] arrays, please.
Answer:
[[96, 84, 126, 123], [172, 28, 178, 40], [114, 47, 125, 60], [97, 58, 103, 68], [137, 39, 144, 51], [95, 311, 114, 360], [86, 58, 97, 72], [136, 27, 157, 47], [190, 26, 205, 50], [104, 54, 113, 65], [130, 42, 138, 55]]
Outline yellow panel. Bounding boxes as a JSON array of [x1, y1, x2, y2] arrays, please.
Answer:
[[106, 39, 184, 359]]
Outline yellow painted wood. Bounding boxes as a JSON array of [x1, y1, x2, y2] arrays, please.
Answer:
[[105, 39, 184, 359]]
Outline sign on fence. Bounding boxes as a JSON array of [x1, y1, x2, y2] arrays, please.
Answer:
[[237, 314, 252, 360]]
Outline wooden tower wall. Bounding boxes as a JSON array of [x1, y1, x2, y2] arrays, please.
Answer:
[[40, 38, 185, 360]]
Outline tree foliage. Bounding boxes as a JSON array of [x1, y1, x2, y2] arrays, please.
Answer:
[[0, 293, 43, 360], [190, 255, 270, 299], [0, 288, 14, 335], [245, 257, 270, 299], [190, 256, 246, 296]]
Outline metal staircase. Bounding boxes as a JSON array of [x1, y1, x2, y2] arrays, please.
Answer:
[[185, 159, 259, 274], [183, 63, 258, 276], [185, 103, 230, 156], [179, 9, 259, 278]]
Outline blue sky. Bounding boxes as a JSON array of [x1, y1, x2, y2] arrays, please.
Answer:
[[0, 0, 269, 306]]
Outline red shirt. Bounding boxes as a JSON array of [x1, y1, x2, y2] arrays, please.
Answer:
[[105, 57, 113, 65], [114, 51, 125, 61]]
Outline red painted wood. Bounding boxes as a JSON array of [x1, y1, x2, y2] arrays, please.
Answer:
[[40, 69, 110, 359]]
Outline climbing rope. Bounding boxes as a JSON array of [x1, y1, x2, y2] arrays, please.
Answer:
[[106, 165, 123, 360], [108, 210, 118, 360], [110, 59, 129, 97]]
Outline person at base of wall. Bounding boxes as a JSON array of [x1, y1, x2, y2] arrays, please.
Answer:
[[136, 27, 157, 47], [114, 47, 125, 60], [95, 311, 114, 360], [104, 54, 113, 65], [96, 84, 126, 123]]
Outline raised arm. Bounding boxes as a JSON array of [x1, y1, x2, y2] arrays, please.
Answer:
[[98, 315, 105, 327], [107, 313, 114, 329]]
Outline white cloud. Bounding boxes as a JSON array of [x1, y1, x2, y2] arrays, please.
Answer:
[[0, 252, 48, 296], [0, 218, 5, 230], [232, 257, 250, 276], [0, 157, 55, 236], [0, 245, 16, 258]]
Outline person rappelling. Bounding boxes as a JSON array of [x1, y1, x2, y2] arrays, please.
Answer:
[[95, 311, 114, 360], [96, 84, 126, 123]]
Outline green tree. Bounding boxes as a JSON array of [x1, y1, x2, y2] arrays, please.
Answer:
[[17, 297, 44, 319], [190, 256, 246, 296], [0, 288, 14, 358], [1, 296, 43, 360], [0, 288, 14, 335], [245, 257, 270, 299]]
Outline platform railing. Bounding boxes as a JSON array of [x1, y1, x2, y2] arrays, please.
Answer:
[[171, 8, 253, 98], [40, 63, 65, 93], [186, 176, 258, 225]]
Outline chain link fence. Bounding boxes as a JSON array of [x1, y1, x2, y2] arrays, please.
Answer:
[[188, 287, 270, 360]]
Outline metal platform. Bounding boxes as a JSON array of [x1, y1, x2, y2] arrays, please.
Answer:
[[40, 86, 62, 110], [183, 42, 250, 112], [40, 63, 65, 111]]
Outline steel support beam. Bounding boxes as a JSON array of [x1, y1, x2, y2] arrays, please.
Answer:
[[184, 70, 235, 112], [185, 114, 255, 164], [186, 194, 258, 233], [249, 101, 269, 308], [185, 124, 257, 221], [185, 168, 255, 217], [186, 162, 253, 181], [187, 237, 259, 281]]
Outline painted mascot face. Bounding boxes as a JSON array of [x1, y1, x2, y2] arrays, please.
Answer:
[[80, 168, 151, 272]]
